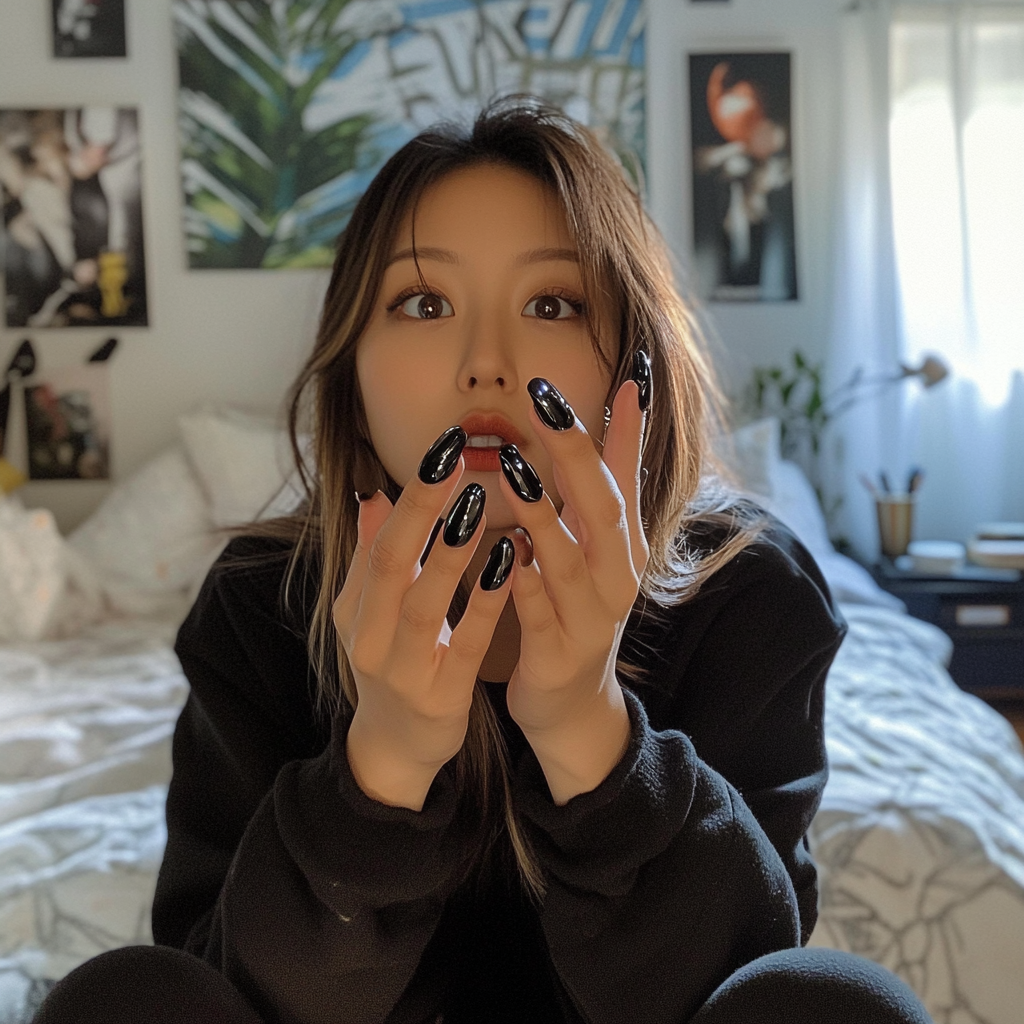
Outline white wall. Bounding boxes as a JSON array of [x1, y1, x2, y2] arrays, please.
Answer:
[[0, 0, 845, 532]]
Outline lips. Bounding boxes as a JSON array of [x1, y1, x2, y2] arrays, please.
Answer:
[[458, 412, 527, 472]]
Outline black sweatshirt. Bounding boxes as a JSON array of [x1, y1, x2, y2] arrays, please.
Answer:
[[154, 514, 846, 1024]]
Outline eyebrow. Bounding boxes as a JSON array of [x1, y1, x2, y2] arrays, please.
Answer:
[[385, 246, 580, 269]]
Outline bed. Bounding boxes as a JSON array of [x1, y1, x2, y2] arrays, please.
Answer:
[[2, 411, 1023, 1024]]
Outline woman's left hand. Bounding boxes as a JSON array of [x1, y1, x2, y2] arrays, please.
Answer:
[[499, 375, 649, 805]]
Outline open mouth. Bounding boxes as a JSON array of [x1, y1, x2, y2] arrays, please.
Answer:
[[466, 434, 504, 448], [463, 435, 506, 470]]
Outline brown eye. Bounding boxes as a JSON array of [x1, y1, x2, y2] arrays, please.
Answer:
[[523, 295, 579, 320], [399, 292, 453, 319]]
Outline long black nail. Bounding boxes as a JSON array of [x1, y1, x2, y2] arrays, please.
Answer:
[[527, 378, 575, 431], [419, 517, 443, 566], [443, 484, 485, 547], [480, 537, 515, 591], [418, 425, 467, 484], [498, 444, 543, 503], [631, 351, 652, 411]]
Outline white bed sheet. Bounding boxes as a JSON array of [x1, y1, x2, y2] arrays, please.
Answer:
[[0, 615, 188, 1022], [2, 595, 1024, 1024]]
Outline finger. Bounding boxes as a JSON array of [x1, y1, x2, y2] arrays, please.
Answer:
[[550, 463, 583, 542], [507, 546, 564, 665], [496, 452, 601, 634], [442, 536, 516, 680], [390, 493, 489, 674], [333, 490, 393, 642], [524, 382, 635, 590], [357, 443, 466, 638], [601, 380, 650, 579]]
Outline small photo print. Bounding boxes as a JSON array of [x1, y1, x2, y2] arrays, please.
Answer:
[[0, 107, 148, 327], [52, 0, 127, 59], [25, 363, 111, 480], [689, 52, 798, 302]]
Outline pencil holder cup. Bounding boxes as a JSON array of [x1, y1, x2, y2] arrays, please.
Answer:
[[875, 495, 915, 559]]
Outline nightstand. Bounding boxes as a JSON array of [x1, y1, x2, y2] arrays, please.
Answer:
[[870, 559, 1024, 698]]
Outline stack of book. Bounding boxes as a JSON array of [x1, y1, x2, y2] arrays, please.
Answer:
[[968, 523, 1024, 570]]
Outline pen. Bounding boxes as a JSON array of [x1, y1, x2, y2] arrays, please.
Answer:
[[859, 473, 878, 498], [907, 468, 923, 494], [878, 471, 891, 494]]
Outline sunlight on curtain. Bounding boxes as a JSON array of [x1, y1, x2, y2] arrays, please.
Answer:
[[891, 11, 1024, 406]]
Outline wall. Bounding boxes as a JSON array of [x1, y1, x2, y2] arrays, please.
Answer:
[[0, 0, 845, 532]]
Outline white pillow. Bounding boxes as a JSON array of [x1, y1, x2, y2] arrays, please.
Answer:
[[764, 459, 903, 609], [763, 460, 833, 563], [178, 408, 296, 528], [0, 496, 105, 640], [68, 446, 223, 606], [713, 417, 780, 499]]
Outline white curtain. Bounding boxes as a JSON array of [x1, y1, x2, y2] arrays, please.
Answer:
[[830, 1, 1024, 558]]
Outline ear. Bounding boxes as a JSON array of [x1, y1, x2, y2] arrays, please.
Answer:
[[88, 337, 119, 362]]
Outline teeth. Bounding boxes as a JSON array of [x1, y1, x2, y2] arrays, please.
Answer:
[[466, 434, 503, 447]]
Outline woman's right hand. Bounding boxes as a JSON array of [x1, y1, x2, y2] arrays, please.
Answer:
[[333, 427, 515, 811]]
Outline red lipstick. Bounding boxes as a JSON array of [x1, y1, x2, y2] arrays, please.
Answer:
[[459, 412, 527, 472]]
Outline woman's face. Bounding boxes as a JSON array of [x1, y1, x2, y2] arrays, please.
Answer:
[[357, 162, 617, 531]]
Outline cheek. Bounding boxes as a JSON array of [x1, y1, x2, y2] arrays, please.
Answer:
[[357, 338, 443, 482]]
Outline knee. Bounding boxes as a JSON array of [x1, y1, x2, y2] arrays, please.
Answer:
[[33, 945, 263, 1024], [691, 947, 932, 1024]]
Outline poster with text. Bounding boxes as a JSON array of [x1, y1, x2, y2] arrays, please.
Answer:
[[52, 0, 128, 58], [25, 363, 111, 480], [689, 52, 797, 302], [175, 0, 646, 269], [0, 107, 148, 327]]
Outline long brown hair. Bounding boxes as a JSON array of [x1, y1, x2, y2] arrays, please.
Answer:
[[251, 94, 761, 896]]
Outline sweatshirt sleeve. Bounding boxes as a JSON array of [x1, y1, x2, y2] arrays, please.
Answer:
[[515, 688, 800, 1024], [153, 540, 483, 1024], [624, 518, 846, 944]]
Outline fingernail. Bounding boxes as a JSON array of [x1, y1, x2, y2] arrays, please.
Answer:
[[418, 425, 467, 484], [498, 444, 543, 503], [355, 489, 377, 504], [510, 526, 534, 567], [443, 483, 486, 547], [631, 350, 652, 411], [480, 537, 515, 591], [419, 517, 443, 566], [527, 378, 575, 431]]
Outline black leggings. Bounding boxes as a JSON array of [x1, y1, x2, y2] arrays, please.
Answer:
[[33, 944, 933, 1024]]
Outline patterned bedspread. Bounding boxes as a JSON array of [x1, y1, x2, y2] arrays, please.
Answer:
[[808, 605, 1024, 1024], [1, 605, 1023, 1023]]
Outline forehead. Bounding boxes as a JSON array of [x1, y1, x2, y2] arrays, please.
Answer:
[[392, 163, 575, 252]]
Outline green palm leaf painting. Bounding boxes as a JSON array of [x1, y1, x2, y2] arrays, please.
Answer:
[[175, 0, 645, 269]]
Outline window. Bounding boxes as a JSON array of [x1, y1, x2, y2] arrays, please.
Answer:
[[889, 10, 1024, 405]]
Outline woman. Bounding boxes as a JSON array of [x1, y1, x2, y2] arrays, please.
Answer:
[[35, 96, 930, 1024]]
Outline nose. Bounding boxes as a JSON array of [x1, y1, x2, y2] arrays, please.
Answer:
[[457, 323, 518, 393]]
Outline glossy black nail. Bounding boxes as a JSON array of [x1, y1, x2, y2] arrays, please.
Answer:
[[418, 425, 468, 484], [443, 484, 486, 547], [480, 537, 515, 591], [419, 517, 444, 566], [498, 444, 544, 503], [527, 378, 575, 431], [631, 350, 652, 411]]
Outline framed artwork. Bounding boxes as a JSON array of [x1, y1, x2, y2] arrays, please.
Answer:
[[0, 338, 115, 482], [25, 362, 112, 480], [688, 51, 798, 302], [52, 0, 127, 59], [0, 107, 148, 328], [174, 0, 646, 269]]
